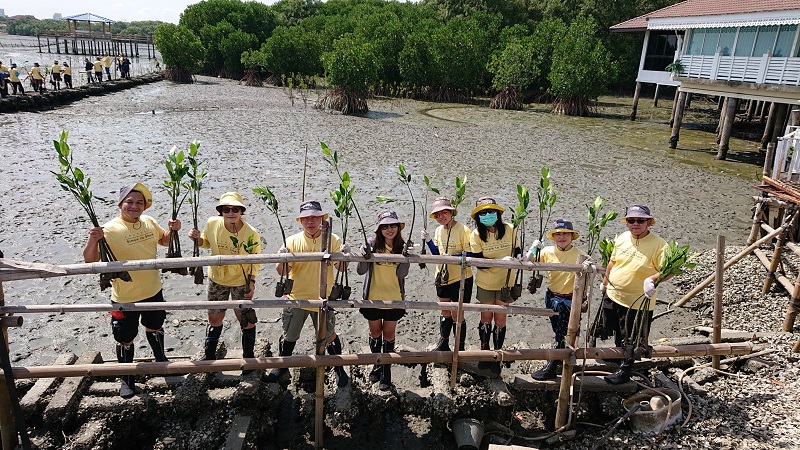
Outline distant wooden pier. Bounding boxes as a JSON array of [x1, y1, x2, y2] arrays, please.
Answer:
[[35, 31, 155, 59]]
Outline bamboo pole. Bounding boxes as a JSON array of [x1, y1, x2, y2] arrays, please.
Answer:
[[762, 210, 796, 294], [0, 253, 601, 282], [750, 196, 789, 209], [555, 255, 588, 430], [747, 201, 765, 245], [0, 249, 14, 450], [675, 223, 788, 306], [712, 235, 724, 370], [449, 253, 467, 389], [0, 343, 753, 380], [314, 220, 331, 450], [752, 249, 795, 293]]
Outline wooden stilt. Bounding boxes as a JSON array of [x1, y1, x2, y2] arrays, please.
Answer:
[[770, 103, 790, 147], [789, 107, 800, 129], [758, 101, 767, 122], [763, 209, 796, 294], [747, 201, 765, 245], [555, 255, 588, 430], [716, 97, 729, 138], [763, 142, 777, 180], [669, 91, 687, 149], [684, 92, 692, 108], [653, 84, 660, 108], [314, 220, 331, 450], [669, 89, 679, 127], [746, 100, 756, 122], [712, 236, 724, 370], [449, 254, 467, 389], [630, 82, 641, 121], [762, 103, 778, 149], [718, 97, 738, 160]]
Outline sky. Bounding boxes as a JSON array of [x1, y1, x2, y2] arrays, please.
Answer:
[[1, 0, 281, 24]]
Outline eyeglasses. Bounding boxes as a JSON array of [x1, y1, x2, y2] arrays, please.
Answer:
[[379, 224, 399, 230], [626, 218, 648, 224], [222, 207, 241, 214], [477, 210, 495, 216]]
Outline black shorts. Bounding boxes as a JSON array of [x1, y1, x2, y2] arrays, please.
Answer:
[[110, 290, 167, 343], [360, 307, 405, 321], [435, 277, 473, 302]]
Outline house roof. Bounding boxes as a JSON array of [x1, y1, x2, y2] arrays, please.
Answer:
[[611, 0, 800, 32], [62, 13, 116, 23]]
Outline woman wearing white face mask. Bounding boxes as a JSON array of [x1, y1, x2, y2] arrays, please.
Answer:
[[469, 196, 519, 374]]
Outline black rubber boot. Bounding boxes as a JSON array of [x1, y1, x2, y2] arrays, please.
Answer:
[[491, 326, 506, 375], [531, 342, 563, 381], [379, 340, 395, 391], [203, 325, 223, 360], [326, 336, 350, 387], [604, 359, 633, 385], [434, 316, 453, 351], [453, 320, 467, 352], [116, 344, 136, 398], [241, 327, 257, 376], [146, 329, 168, 363], [368, 336, 383, 383], [266, 337, 296, 383], [477, 322, 493, 370]]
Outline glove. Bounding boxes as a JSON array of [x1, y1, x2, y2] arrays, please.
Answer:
[[406, 244, 416, 255], [278, 246, 289, 254], [600, 284, 607, 295], [341, 243, 352, 253], [421, 229, 431, 242], [501, 256, 515, 261], [360, 244, 368, 255], [643, 278, 656, 299], [524, 240, 542, 261]]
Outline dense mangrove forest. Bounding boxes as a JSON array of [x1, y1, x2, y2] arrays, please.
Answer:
[[153, 0, 680, 115]]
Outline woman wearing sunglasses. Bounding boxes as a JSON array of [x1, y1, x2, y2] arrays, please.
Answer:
[[600, 204, 668, 385], [357, 210, 412, 390], [469, 196, 519, 374], [188, 192, 262, 371]]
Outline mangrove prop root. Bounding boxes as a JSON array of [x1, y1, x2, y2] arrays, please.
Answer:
[[164, 66, 194, 84], [490, 87, 522, 110], [551, 97, 596, 117], [316, 86, 369, 115], [243, 68, 263, 87]]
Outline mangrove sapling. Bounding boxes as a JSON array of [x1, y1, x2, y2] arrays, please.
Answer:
[[51, 130, 131, 289], [330, 179, 359, 300], [253, 186, 293, 297], [397, 164, 417, 256], [588, 237, 615, 345], [186, 140, 206, 285], [506, 185, 531, 301], [419, 175, 441, 269], [321, 141, 372, 258], [163, 146, 190, 275], [433, 176, 467, 286], [586, 197, 618, 258], [528, 167, 559, 293], [230, 234, 259, 294]]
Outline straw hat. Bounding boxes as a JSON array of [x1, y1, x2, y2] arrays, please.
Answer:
[[295, 200, 328, 222], [429, 196, 457, 218], [118, 183, 153, 210], [546, 219, 579, 241], [375, 210, 405, 232], [216, 192, 247, 213], [470, 196, 504, 220]]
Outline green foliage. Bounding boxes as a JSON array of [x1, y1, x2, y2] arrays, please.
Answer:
[[488, 35, 537, 91], [511, 184, 530, 229], [164, 146, 191, 220], [51, 131, 101, 227], [272, 0, 323, 27], [549, 16, 617, 102], [186, 140, 206, 226], [248, 25, 323, 76], [452, 176, 467, 209], [530, 18, 567, 90], [599, 237, 614, 267], [154, 23, 205, 71], [536, 167, 559, 241], [665, 59, 685, 75], [322, 34, 379, 93], [586, 196, 618, 257], [656, 241, 699, 285]]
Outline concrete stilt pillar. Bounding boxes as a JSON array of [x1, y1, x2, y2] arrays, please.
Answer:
[[653, 84, 660, 107], [630, 82, 641, 121], [718, 97, 739, 160], [717, 96, 725, 110], [762, 103, 778, 149], [669, 91, 687, 149], [789, 107, 800, 130], [717, 97, 729, 138]]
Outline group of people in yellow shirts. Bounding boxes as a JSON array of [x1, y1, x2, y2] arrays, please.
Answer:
[[0, 59, 74, 97], [84, 182, 668, 398]]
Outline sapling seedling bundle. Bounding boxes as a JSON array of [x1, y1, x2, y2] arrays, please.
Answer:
[[506, 184, 531, 301], [163, 145, 190, 275], [433, 176, 468, 286], [253, 185, 293, 297], [586, 196, 618, 258], [396, 164, 416, 256], [51, 130, 131, 290], [186, 140, 206, 285], [419, 175, 441, 269], [230, 234, 259, 291], [321, 141, 371, 258], [329, 175, 356, 300], [529, 167, 559, 294]]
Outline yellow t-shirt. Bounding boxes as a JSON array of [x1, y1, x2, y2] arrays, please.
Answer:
[[102, 215, 165, 303], [434, 221, 474, 285], [607, 231, 668, 310], [285, 231, 341, 310], [0, 64, 8, 73], [62, 66, 72, 76], [102, 56, 111, 68], [541, 245, 587, 295], [367, 245, 403, 302], [469, 223, 516, 291], [9, 69, 19, 83], [93, 61, 102, 72], [200, 216, 261, 286], [31, 67, 42, 80], [51, 64, 61, 74]]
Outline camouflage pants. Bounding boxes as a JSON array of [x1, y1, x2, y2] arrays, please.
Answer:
[[207, 280, 257, 327]]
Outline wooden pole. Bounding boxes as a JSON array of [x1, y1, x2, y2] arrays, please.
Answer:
[[763, 142, 777, 180], [762, 102, 778, 149], [762, 209, 794, 294], [630, 82, 641, 121], [314, 220, 331, 450], [718, 97, 738, 160], [449, 253, 467, 389], [669, 91, 687, 149], [675, 223, 788, 306], [652, 84, 660, 108], [747, 201, 765, 245], [0, 250, 14, 450], [668, 89, 680, 127], [555, 255, 588, 430], [712, 235, 724, 369]]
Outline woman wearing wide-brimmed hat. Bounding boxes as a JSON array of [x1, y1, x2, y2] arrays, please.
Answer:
[[357, 210, 412, 391], [529, 219, 587, 380], [188, 192, 261, 372], [469, 196, 519, 374], [421, 196, 474, 352]]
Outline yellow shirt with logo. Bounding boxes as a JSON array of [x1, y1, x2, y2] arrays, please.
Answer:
[[9, 69, 19, 83], [469, 223, 516, 291], [434, 221, 474, 285], [199, 216, 261, 286], [102, 215, 165, 303], [31, 66, 43, 80], [51, 64, 61, 74], [102, 56, 111, 68], [366, 245, 403, 302], [541, 245, 587, 295], [607, 231, 668, 310], [285, 231, 341, 310], [62, 66, 71, 76], [93, 61, 102, 72]]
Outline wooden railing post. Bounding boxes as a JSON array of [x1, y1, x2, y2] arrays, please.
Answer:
[[712, 236, 724, 369], [450, 253, 467, 389], [314, 221, 331, 450], [555, 255, 588, 430]]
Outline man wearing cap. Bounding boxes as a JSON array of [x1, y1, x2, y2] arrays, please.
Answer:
[[528, 219, 587, 380], [469, 196, 519, 374], [421, 196, 474, 352], [601, 204, 668, 384], [84, 183, 180, 398], [51, 60, 61, 90], [30, 63, 43, 92], [265, 200, 350, 387], [188, 192, 261, 372]]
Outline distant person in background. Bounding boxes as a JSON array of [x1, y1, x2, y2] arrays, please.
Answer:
[[121, 58, 131, 79], [154, 57, 161, 70], [102, 54, 112, 81], [30, 63, 43, 92], [93, 57, 103, 84], [84, 58, 94, 83], [9, 64, 24, 95], [0, 61, 8, 98], [62, 62, 72, 89], [51, 60, 61, 90]]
